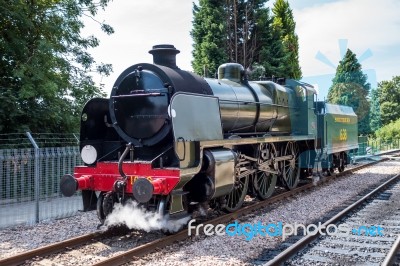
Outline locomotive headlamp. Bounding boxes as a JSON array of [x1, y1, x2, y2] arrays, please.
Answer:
[[81, 145, 97, 165]]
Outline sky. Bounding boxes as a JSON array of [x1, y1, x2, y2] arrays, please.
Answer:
[[83, 0, 400, 99]]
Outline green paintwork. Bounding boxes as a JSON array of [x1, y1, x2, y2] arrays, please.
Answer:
[[321, 103, 359, 154]]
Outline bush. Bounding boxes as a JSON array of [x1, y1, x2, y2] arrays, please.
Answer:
[[375, 118, 400, 142]]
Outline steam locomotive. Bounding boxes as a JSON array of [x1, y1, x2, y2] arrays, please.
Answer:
[[60, 44, 358, 223]]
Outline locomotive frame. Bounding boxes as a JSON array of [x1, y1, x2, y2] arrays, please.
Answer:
[[60, 44, 358, 224]]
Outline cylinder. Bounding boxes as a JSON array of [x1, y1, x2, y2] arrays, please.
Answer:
[[204, 149, 236, 198]]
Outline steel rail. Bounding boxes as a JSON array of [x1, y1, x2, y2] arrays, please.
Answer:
[[1, 150, 397, 266], [0, 232, 103, 266], [381, 234, 400, 266], [264, 173, 400, 266], [92, 153, 398, 266]]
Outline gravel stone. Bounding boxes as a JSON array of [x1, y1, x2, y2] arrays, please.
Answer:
[[0, 211, 100, 259]]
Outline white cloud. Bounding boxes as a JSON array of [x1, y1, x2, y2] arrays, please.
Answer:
[[82, 0, 194, 93], [293, 0, 400, 82]]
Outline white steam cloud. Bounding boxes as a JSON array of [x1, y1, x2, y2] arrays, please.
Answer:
[[104, 201, 191, 233]]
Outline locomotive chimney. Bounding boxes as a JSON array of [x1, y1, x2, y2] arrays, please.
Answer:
[[149, 44, 180, 69]]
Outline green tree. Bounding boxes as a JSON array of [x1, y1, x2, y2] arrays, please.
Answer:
[[327, 49, 370, 134], [0, 0, 113, 134], [371, 76, 400, 130], [258, 18, 289, 78], [272, 0, 301, 79], [376, 118, 400, 143], [191, 0, 227, 77], [192, 0, 290, 78], [369, 88, 381, 133], [225, 0, 270, 69]]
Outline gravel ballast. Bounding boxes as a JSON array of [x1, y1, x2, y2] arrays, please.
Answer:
[[0, 211, 99, 259]]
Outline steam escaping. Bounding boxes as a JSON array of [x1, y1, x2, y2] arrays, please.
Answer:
[[104, 201, 191, 233]]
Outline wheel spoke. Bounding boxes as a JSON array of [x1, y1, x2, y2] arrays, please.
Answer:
[[282, 142, 300, 190], [254, 143, 277, 200], [260, 175, 266, 191], [255, 172, 277, 200], [223, 155, 250, 212]]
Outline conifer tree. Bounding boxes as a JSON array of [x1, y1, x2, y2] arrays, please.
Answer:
[[369, 88, 381, 133], [225, 0, 270, 69], [272, 0, 301, 79], [191, 0, 227, 77], [258, 15, 289, 78], [191, 0, 290, 78], [327, 49, 370, 134]]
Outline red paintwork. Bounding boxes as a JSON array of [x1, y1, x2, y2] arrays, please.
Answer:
[[76, 175, 92, 190], [73, 162, 180, 195]]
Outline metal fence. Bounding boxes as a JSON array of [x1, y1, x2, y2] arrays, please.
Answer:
[[357, 136, 400, 156], [0, 133, 83, 228]]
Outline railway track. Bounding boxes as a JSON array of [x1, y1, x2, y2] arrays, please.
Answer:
[[265, 173, 400, 266], [0, 227, 141, 266], [0, 231, 102, 266], [1, 150, 398, 266]]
